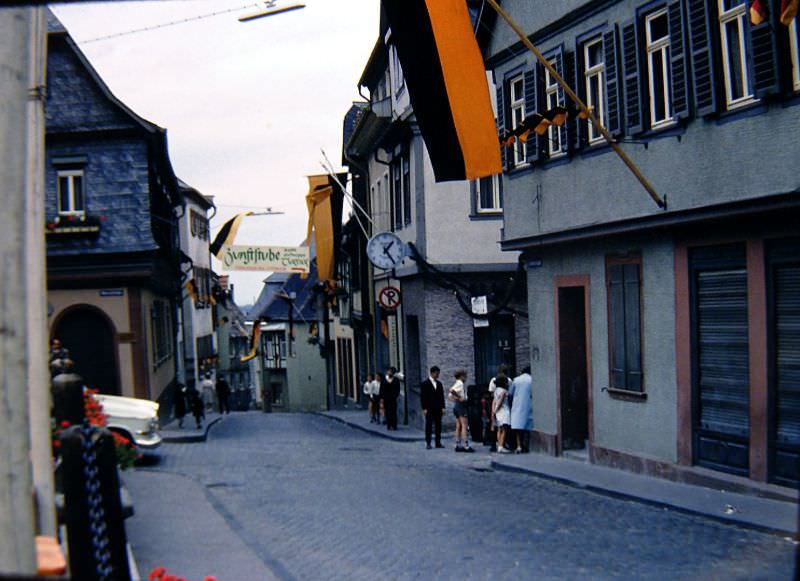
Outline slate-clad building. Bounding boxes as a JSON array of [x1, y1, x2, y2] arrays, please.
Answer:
[[483, 0, 799, 488], [45, 14, 182, 403]]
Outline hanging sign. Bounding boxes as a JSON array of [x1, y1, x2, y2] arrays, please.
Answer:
[[221, 245, 310, 273], [471, 295, 489, 328]]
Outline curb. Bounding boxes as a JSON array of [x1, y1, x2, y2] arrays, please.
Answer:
[[490, 459, 799, 539], [161, 416, 223, 444], [314, 412, 427, 442]]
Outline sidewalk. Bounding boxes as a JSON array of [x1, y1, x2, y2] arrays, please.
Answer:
[[316, 409, 453, 442], [160, 412, 224, 443], [318, 411, 799, 537]]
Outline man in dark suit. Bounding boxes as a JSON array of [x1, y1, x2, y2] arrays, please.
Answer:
[[421, 366, 446, 449], [380, 366, 401, 430]]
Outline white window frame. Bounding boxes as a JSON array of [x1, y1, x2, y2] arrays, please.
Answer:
[[645, 9, 675, 128], [718, 0, 754, 108], [390, 45, 405, 94], [57, 169, 85, 215], [508, 74, 526, 167], [790, 17, 800, 92], [544, 64, 565, 156], [475, 175, 502, 213], [583, 37, 606, 143]]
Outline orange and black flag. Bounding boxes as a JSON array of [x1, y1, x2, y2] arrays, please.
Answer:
[[241, 321, 262, 363], [210, 211, 253, 259], [382, 0, 501, 182]]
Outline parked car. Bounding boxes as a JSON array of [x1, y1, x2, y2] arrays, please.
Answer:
[[94, 393, 162, 452]]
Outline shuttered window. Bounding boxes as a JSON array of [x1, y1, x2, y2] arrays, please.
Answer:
[[584, 37, 606, 143], [523, 67, 540, 162], [668, 0, 691, 119], [622, 18, 645, 134], [603, 26, 624, 136], [687, 0, 719, 116], [717, 0, 755, 107], [496, 84, 508, 171], [607, 257, 643, 392], [645, 8, 674, 127], [509, 74, 527, 167], [545, 47, 569, 156], [748, 0, 781, 97], [790, 16, 800, 91]]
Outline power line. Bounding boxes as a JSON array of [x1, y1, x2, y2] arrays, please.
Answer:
[[78, 2, 265, 44]]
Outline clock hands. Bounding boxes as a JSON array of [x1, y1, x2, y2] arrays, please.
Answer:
[[382, 241, 397, 265]]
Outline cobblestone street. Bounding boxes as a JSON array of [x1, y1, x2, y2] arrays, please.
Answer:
[[125, 413, 797, 580]]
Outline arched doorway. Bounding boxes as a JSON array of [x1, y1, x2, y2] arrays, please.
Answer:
[[53, 305, 120, 395]]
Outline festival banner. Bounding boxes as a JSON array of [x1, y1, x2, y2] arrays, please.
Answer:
[[220, 245, 310, 273]]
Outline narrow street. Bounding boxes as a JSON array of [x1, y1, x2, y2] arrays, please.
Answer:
[[125, 413, 796, 580]]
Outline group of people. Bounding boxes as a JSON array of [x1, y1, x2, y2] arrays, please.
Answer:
[[364, 363, 533, 454], [173, 373, 232, 429], [363, 367, 402, 430]]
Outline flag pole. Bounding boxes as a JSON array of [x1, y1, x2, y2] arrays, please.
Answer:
[[484, 0, 666, 209]]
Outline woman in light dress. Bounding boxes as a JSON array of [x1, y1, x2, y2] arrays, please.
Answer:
[[492, 375, 511, 453]]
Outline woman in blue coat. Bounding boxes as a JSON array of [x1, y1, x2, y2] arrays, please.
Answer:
[[509, 366, 533, 453]]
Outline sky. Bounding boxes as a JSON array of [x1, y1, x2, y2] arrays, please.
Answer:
[[52, 0, 380, 306]]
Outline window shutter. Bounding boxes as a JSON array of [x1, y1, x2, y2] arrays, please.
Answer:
[[622, 19, 644, 135], [609, 264, 626, 388], [686, 0, 719, 116], [564, 50, 577, 153], [748, 0, 782, 98], [496, 84, 508, 171], [604, 26, 623, 137], [575, 38, 588, 149], [469, 180, 478, 215], [552, 46, 569, 153], [623, 263, 643, 391], [668, 0, 691, 119], [524, 67, 541, 163]]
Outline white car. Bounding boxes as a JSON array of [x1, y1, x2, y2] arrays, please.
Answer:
[[95, 393, 162, 451]]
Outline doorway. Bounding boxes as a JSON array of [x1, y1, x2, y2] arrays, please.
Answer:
[[557, 284, 590, 452], [473, 314, 516, 387], [53, 305, 120, 395]]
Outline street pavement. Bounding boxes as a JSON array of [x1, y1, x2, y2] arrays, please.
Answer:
[[125, 412, 798, 580]]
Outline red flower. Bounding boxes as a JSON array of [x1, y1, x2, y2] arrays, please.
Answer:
[[60, 421, 70, 428], [148, 567, 166, 581], [203, 577, 218, 581], [52, 440, 61, 448]]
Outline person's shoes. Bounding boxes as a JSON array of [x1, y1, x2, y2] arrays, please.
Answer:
[[455, 445, 465, 453], [464, 446, 475, 453], [514, 448, 523, 454], [497, 447, 510, 454], [435, 443, 445, 449], [426, 443, 432, 450]]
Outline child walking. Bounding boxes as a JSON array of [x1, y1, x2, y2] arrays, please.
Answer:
[[448, 370, 474, 453]]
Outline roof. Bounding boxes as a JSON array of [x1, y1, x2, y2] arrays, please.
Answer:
[[357, 37, 388, 90], [342, 102, 368, 165], [253, 260, 319, 323], [179, 179, 215, 210]]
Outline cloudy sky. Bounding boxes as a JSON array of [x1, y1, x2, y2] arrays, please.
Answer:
[[52, 0, 380, 305]]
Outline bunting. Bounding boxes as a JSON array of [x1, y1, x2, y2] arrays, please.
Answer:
[[210, 211, 253, 259], [241, 321, 262, 362], [382, 0, 501, 182]]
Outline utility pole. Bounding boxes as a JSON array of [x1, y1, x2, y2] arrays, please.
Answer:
[[0, 5, 53, 575]]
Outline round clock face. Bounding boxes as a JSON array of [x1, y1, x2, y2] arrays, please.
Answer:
[[367, 232, 405, 270]]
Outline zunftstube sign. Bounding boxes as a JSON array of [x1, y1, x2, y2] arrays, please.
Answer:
[[221, 245, 310, 273]]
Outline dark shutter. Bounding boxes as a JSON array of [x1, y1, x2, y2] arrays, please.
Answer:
[[623, 264, 643, 390], [691, 244, 749, 476], [687, 0, 719, 116], [622, 18, 644, 134], [609, 264, 626, 388], [551, 46, 569, 154], [603, 26, 623, 137], [564, 49, 577, 153], [496, 84, 508, 171], [748, 0, 782, 98], [668, 0, 691, 119], [524, 67, 539, 163], [575, 38, 588, 149]]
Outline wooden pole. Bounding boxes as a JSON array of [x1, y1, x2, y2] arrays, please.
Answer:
[[485, 0, 666, 209]]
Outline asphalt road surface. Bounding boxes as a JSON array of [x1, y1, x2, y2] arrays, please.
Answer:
[[124, 413, 797, 580]]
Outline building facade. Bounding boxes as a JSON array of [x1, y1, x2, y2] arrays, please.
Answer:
[[344, 27, 529, 427], [484, 0, 799, 488], [45, 16, 182, 403], [176, 180, 217, 392], [215, 275, 255, 410]]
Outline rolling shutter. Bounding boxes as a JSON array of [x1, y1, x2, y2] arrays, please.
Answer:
[[604, 26, 623, 137], [686, 0, 719, 116], [622, 18, 644, 134], [691, 244, 749, 476], [748, 0, 782, 98], [668, 0, 691, 119], [496, 84, 508, 171]]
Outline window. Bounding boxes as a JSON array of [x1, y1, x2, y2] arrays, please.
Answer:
[[264, 331, 286, 369], [606, 256, 643, 392], [192, 266, 212, 308], [544, 64, 565, 156], [57, 170, 85, 215], [391, 152, 411, 230], [645, 9, 674, 127], [508, 75, 526, 166], [390, 45, 405, 93], [151, 300, 172, 368], [475, 175, 502, 213], [791, 17, 800, 92], [584, 37, 606, 143], [190, 210, 209, 240], [718, 0, 753, 107]]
